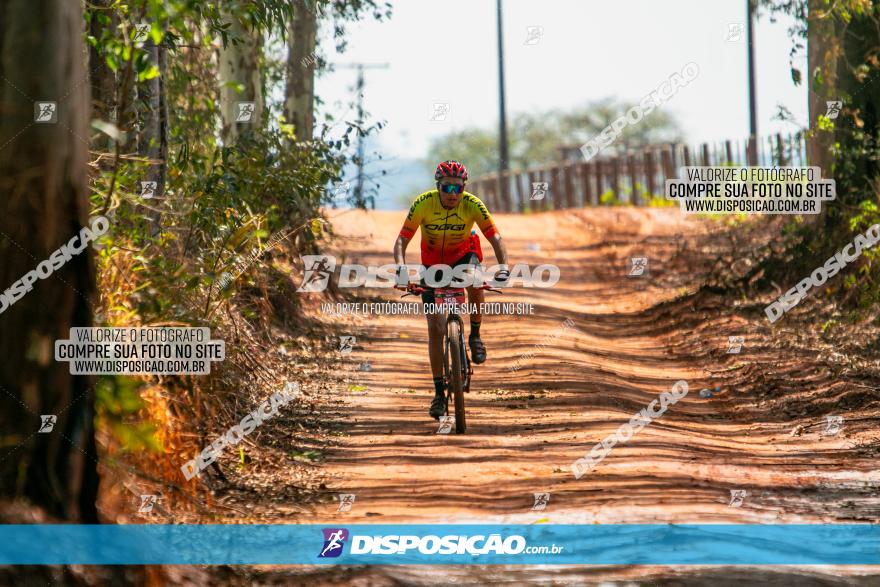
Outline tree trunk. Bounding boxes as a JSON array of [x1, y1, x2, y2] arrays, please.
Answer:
[[218, 13, 263, 143], [119, 44, 139, 154], [139, 39, 161, 167], [89, 0, 117, 152], [156, 44, 168, 212], [0, 0, 99, 522], [139, 37, 167, 229], [809, 5, 880, 242], [806, 0, 838, 173], [833, 8, 880, 202], [284, 0, 318, 140]]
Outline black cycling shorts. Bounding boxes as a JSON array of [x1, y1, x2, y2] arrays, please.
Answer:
[[420, 252, 481, 306]]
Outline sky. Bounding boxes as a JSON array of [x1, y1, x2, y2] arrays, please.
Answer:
[[315, 0, 808, 208]]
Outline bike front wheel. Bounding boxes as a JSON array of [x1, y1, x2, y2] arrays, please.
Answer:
[[447, 318, 466, 434]]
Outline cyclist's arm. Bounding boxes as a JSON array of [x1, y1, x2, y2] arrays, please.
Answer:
[[468, 195, 508, 267], [395, 196, 424, 266], [393, 235, 409, 266], [486, 232, 509, 267]]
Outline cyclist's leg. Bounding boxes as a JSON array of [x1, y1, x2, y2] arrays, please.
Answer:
[[453, 252, 487, 364], [466, 286, 486, 363], [422, 282, 447, 418], [467, 285, 484, 323], [426, 313, 445, 379]]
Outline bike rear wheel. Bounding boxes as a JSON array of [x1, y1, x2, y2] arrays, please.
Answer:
[[447, 318, 466, 434]]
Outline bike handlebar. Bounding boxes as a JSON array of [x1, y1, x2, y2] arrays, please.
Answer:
[[395, 283, 504, 296]]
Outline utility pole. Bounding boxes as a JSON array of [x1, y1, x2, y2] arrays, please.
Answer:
[[496, 0, 511, 208], [335, 62, 389, 206], [746, 0, 758, 165]]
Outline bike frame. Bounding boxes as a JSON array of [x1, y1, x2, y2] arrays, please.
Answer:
[[433, 287, 472, 394], [397, 281, 501, 430]]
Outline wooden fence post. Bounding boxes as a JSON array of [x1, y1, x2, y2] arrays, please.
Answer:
[[594, 160, 603, 205], [627, 154, 638, 205], [644, 150, 655, 199], [536, 169, 545, 211], [611, 157, 620, 205], [670, 144, 679, 179], [581, 162, 593, 207], [515, 171, 525, 213], [544, 167, 552, 211], [546, 168, 554, 212], [528, 170, 539, 213], [563, 163, 575, 208], [660, 148, 673, 189], [486, 175, 497, 210], [550, 165, 565, 210]]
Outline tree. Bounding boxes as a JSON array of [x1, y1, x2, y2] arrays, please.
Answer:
[[758, 0, 880, 313], [139, 27, 168, 229], [219, 9, 264, 142], [806, 0, 839, 173], [89, 0, 118, 143], [767, 0, 879, 222], [284, 0, 318, 140], [282, 0, 392, 142], [0, 0, 99, 521], [426, 99, 684, 178]]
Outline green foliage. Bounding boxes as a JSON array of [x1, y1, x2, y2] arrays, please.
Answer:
[[760, 0, 880, 319], [85, 0, 353, 324], [95, 376, 161, 453], [644, 193, 677, 208], [816, 115, 835, 132], [425, 99, 683, 177], [599, 189, 622, 206], [133, 128, 345, 321], [81, 0, 394, 494]]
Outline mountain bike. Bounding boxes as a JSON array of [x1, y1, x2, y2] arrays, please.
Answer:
[[396, 282, 501, 433]]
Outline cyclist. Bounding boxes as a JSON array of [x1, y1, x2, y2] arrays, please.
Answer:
[[393, 160, 510, 419]]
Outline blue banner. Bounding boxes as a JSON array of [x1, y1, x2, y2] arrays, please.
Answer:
[[1, 524, 878, 565]]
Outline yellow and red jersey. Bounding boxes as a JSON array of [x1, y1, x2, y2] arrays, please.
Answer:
[[399, 189, 498, 265]]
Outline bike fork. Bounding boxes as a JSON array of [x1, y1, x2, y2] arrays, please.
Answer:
[[460, 329, 471, 392]]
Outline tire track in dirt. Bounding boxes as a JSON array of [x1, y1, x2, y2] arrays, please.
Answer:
[[302, 207, 880, 527], [276, 206, 880, 583]]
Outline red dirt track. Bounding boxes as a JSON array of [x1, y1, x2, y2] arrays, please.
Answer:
[[286, 207, 880, 585]]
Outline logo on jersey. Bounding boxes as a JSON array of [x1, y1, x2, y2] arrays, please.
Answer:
[[473, 200, 490, 220], [425, 223, 465, 231], [319, 528, 349, 558], [432, 211, 463, 221]]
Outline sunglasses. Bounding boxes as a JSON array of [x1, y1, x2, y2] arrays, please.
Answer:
[[439, 183, 464, 195]]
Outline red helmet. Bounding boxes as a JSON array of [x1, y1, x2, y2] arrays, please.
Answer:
[[434, 160, 468, 181]]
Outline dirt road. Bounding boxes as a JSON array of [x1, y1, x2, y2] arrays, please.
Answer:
[[286, 207, 880, 584]]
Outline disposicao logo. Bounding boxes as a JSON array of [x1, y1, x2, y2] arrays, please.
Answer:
[[319, 528, 349, 558], [316, 529, 563, 558]]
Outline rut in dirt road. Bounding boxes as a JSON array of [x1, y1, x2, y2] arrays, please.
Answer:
[[303, 207, 880, 525]]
